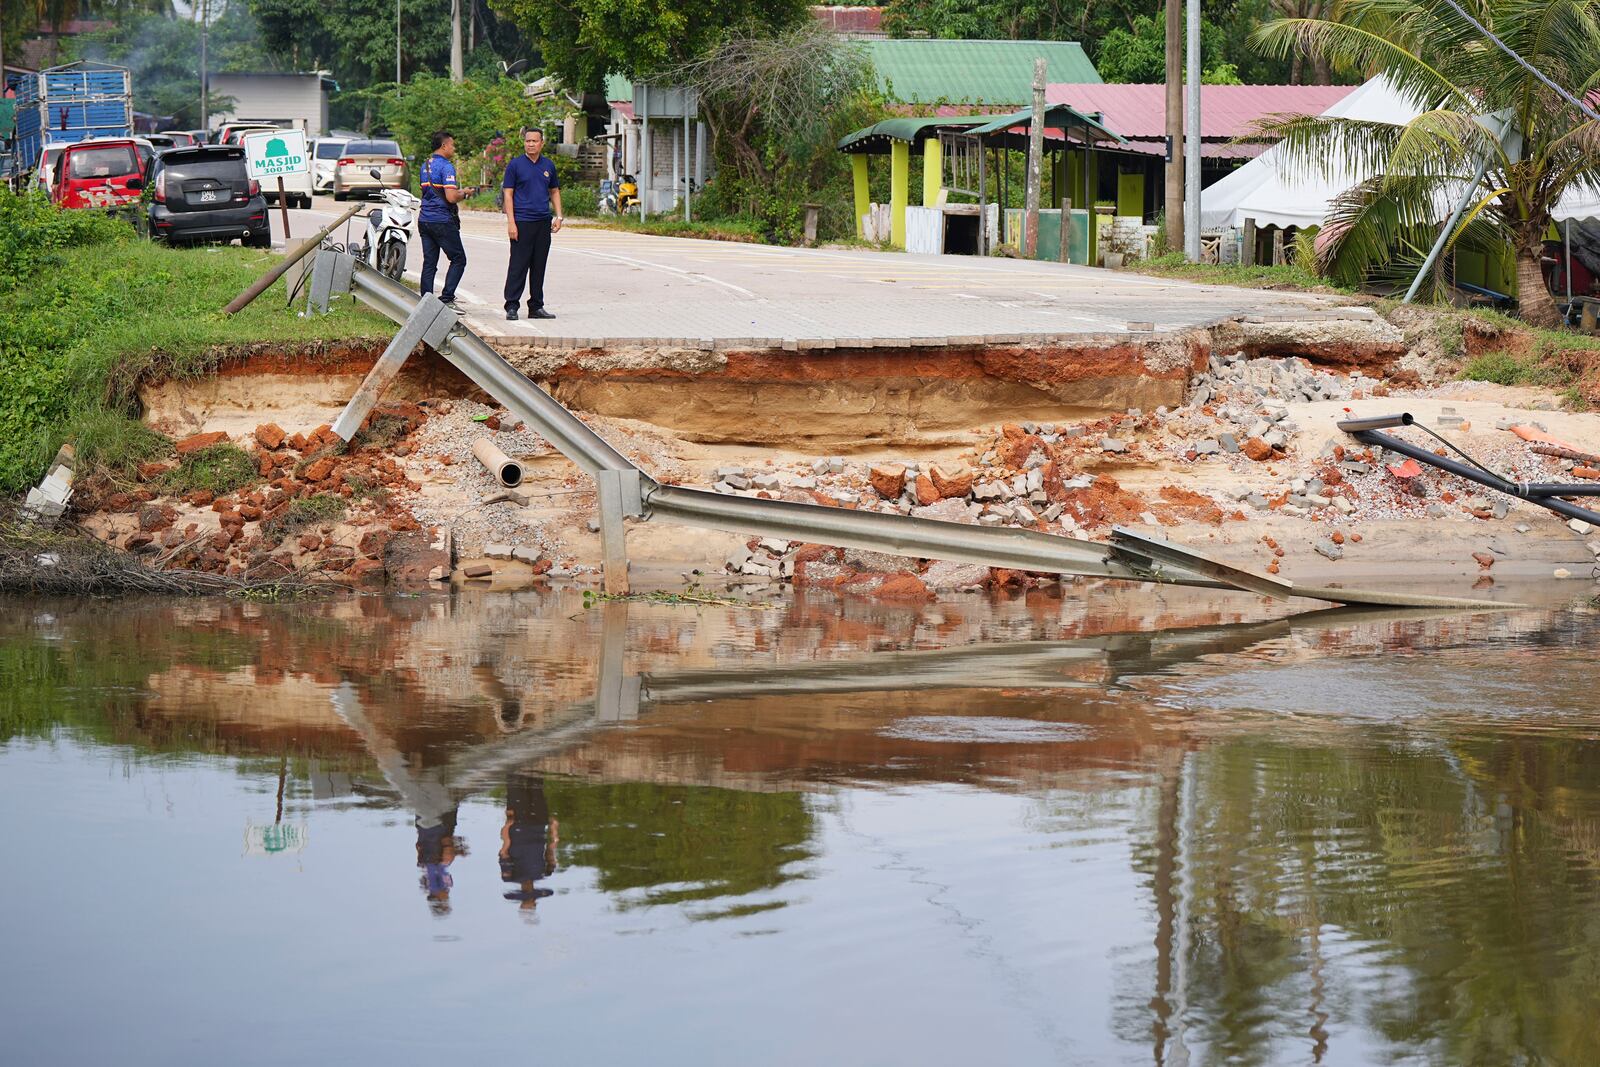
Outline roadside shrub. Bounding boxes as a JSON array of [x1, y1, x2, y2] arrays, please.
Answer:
[[0, 189, 131, 285], [1291, 226, 1320, 270], [561, 183, 599, 218], [164, 444, 258, 495]]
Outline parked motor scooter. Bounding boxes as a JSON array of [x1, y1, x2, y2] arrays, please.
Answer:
[[617, 174, 639, 212], [358, 167, 420, 281]]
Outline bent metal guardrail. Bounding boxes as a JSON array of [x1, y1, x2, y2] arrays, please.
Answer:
[[309, 251, 1504, 610]]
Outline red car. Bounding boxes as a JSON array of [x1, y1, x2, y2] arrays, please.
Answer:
[[53, 138, 144, 209]]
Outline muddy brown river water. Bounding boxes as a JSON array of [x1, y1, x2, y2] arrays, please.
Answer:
[[3, 584, 1599, 1065]]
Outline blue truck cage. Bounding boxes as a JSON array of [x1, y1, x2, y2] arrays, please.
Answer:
[[13, 61, 133, 175]]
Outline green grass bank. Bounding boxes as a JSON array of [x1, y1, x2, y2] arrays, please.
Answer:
[[0, 191, 392, 494]]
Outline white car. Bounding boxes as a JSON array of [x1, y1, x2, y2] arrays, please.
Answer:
[[261, 164, 314, 209], [310, 138, 348, 195], [32, 144, 66, 196]]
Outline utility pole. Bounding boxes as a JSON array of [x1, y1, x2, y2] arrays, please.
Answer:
[[1163, 0, 1183, 255], [1023, 57, 1045, 258], [1184, 0, 1202, 261], [395, 0, 402, 84], [199, 0, 209, 132], [450, 0, 463, 83]]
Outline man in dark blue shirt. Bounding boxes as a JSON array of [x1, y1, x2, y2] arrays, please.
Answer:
[[418, 130, 470, 309], [501, 127, 564, 320]]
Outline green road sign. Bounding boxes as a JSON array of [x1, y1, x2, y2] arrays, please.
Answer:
[[244, 128, 310, 179]]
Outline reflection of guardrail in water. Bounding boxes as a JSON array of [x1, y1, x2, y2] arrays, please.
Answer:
[[390, 600, 1498, 797], [308, 252, 1506, 610]]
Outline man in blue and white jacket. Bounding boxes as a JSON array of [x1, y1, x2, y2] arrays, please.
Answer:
[[418, 130, 471, 309]]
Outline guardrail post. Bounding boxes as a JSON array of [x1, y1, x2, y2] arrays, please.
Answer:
[[307, 248, 359, 314], [595, 469, 638, 595], [307, 250, 337, 313], [595, 601, 640, 722], [331, 294, 458, 441]]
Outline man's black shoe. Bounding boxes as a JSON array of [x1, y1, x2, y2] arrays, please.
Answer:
[[530, 307, 556, 320], [505, 308, 519, 321]]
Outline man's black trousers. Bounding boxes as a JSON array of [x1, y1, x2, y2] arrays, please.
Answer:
[[418, 221, 466, 303], [504, 217, 552, 312]]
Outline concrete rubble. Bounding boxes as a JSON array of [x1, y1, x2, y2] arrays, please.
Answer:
[[22, 444, 76, 524], [692, 347, 1600, 591]]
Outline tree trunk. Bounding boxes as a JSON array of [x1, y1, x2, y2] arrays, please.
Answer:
[[1311, 55, 1332, 85], [1515, 241, 1562, 329], [1163, 0, 1184, 253], [1290, 52, 1303, 85]]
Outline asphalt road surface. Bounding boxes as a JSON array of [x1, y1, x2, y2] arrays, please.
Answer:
[[271, 194, 1336, 347]]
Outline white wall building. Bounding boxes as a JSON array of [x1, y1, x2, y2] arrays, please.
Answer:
[[209, 72, 334, 136], [605, 84, 709, 214]]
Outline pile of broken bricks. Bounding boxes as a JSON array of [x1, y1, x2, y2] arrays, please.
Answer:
[[97, 409, 429, 584]]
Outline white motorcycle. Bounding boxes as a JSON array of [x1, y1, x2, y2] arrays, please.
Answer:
[[358, 168, 419, 281]]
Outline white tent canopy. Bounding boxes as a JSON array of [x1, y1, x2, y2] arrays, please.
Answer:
[[1201, 75, 1600, 231]]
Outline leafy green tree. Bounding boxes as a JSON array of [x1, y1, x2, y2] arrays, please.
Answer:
[[1095, 13, 1242, 84], [376, 72, 561, 184], [249, 0, 331, 70], [881, 0, 1146, 40], [327, 0, 452, 84], [488, 0, 808, 90], [878, 0, 1301, 85], [1251, 0, 1600, 325], [659, 21, 885, 241]]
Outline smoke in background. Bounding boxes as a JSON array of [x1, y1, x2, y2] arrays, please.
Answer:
[[67, 2, 264, 125]]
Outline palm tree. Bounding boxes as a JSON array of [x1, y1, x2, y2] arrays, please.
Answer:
[[1270, 0, 1333, 84], [1250, 0, 1600, 326]]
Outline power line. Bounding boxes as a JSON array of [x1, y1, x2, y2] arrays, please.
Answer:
[[1436, 0, 1600, 124]]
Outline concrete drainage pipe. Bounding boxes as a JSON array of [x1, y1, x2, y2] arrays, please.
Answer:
[[471, 438, 524, 487]]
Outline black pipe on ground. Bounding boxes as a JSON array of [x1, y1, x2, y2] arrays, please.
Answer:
[[1339, 417, 1600, 527]]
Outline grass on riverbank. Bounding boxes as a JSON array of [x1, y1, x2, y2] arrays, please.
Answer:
[[574, 214, 767, 243], [0, 191, 391, 494], [1129, 251, 1357, 294], [1440, 307, 1600, 408]]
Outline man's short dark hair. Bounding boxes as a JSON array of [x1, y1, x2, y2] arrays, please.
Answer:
[[524, 127, 544, 140], [431, 130, 453, 151]]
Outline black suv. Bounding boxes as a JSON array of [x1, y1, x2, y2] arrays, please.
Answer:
[[147, 144, 270, 247]]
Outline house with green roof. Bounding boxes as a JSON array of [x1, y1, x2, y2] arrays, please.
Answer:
[[865, 39, 1102, 106]]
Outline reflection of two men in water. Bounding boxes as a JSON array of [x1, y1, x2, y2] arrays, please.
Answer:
[[413, 775, 557, 915]]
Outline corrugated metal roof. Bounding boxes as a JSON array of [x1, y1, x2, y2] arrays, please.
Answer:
[[967, 104, 1123, 143], [867, 40, 1101, 105], [837, 116, 987, 153], [1045, 82, 1356, 140]]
